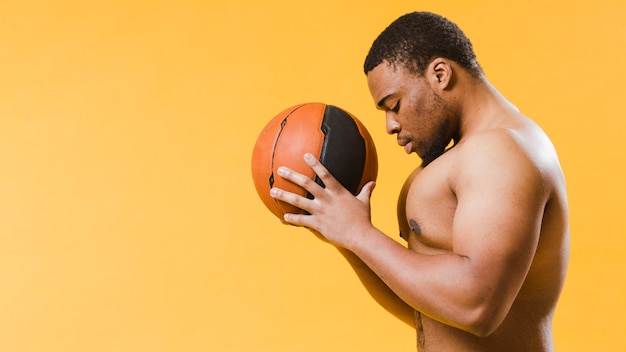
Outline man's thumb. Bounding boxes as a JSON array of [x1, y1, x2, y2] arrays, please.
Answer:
[[357, 181, 376, 202]]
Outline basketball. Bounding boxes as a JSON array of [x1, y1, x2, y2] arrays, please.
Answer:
[[251, 102, 378, 221]]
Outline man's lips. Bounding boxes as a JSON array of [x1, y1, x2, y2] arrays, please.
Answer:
[[398, 138, 412, 154], [403, 141, 413, 154]]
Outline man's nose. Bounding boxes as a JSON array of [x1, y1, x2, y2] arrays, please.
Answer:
[[386, 113, 400, 134]]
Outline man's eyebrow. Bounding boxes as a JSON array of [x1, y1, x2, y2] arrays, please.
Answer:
[[376, 94, 392, 109]]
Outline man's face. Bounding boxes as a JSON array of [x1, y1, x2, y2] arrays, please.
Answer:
[[366, 61, 454, 166]]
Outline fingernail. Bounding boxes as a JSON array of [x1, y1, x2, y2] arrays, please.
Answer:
[[304, 153, 314, 163], [277, 167, 286, 176], [270, 188, 278, 197]]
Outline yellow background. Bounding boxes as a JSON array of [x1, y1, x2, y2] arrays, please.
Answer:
[[1, 0, 624, 351]]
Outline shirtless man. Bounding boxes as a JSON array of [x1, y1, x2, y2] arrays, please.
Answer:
[[269, 12, 569, 351]]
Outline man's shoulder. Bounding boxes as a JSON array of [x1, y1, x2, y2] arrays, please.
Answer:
[[457, 126, 530, 153], [454, 123, 553, 168], [447, 124, 555, 190]]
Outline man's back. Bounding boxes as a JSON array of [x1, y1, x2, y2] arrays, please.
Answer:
[[399, 112, 569, 351]]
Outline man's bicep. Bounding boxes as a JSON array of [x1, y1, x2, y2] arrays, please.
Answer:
[[453, 179, 544, 266], [451, 143, 547, 305]]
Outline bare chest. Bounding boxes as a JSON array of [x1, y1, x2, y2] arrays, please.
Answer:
[[399, 162, 457, 253]]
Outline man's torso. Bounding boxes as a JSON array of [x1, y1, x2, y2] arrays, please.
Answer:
[[397, 120, 569, 351]]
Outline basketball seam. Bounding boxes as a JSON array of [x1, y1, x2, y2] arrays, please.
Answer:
[[268, 104, 309, 215], [268, 104, 307, 189]]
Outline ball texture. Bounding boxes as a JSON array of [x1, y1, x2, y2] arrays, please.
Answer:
[[251, 102, 378, 220]]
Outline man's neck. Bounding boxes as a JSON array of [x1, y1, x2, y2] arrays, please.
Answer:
[[454, 77, 519, 141]]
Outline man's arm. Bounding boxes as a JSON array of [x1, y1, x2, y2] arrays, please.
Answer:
[[333, 165, 421, 327], [271, 131, 548, 336], [336, 247, 416, 327], [334, 132, 547, 336]]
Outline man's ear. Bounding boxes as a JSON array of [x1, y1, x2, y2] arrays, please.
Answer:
[[427, 58, 453, 90]]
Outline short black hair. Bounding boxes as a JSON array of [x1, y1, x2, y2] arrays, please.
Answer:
[[364, 12, 482, 77]]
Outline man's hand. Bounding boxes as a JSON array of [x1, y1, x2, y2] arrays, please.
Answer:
[[269, 153, 376, 248]]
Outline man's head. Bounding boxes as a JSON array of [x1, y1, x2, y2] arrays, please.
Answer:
[[363, 12, 482, 77], [364, 12, 482, 166]]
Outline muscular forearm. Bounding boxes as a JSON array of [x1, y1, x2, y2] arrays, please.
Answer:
[[345, 227, 512, 336], [336, 247, 416, 328]]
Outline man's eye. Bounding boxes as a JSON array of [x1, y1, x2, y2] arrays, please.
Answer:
[[391, 103, 400, 113]]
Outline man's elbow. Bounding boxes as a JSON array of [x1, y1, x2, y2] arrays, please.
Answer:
[[461, 304, 507, 337]]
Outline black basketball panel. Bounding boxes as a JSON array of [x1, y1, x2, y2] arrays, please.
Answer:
[[318, 105, 367, 195]]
